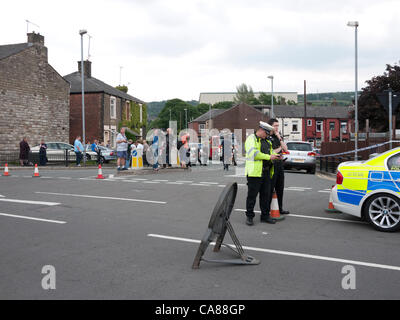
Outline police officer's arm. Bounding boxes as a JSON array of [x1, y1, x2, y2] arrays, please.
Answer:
[[273, 130, 288, 153], [246, 137, 280, 161]]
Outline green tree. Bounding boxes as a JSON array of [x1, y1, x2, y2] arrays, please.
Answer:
[[258, 92, 278, 105], [212, 101, 234, 109], [115, 85, 128, 93], [234, 83, 259, 104], [357, 63, 400, 131]]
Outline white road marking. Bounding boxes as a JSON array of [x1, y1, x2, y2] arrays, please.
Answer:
[[218, 185, 226, 187], [191, 183, 211, 187], [0, 198, 61, 206], [318, 190, 332, 193], [35, 192, 166, 204], [147, 233, 400, 272], [0, 195, 4, 198], [175, 181, 193, 183], [199, 182, 219, 185], [167, 182, 183, 185], [287, 187, 312, 190], [40, 176, 53, 179], [284, 188, 305, 192], [234, 209, 365, 224], [0, 212, 66, 224], [152, 180, 169, 182], [132, 178, 148, 181], [143, 181, 160, 184], [57, 177, 72, 180]]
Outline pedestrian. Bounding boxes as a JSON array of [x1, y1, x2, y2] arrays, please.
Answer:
[[220, 135, 231, 171], [106, 140, 111, 148], [125, 139, 134, 169], [74, 135, 84, 166], [136, 139, 144, 160], [19, 137, 30, 166], [116, 128, 128, 171], [142, 140, 150, 166], [91, 139, 101, 164], [39, 140, 48, 166], [178, 134, 191, 168], [244, 121, 282, 226], [268, 118, 290, 215]]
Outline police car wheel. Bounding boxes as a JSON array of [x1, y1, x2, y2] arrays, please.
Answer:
[[364, 194, 400, 232]]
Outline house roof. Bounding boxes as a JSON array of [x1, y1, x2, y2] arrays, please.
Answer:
[[63, 71, 145, 104], [0, 43, 31, 60], [191, 108, 227, 122], [273, 105, 351, 119]]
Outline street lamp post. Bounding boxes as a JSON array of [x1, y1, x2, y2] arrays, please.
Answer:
[[347, 21, 359, 160], [79, 29, 87, 166], [184, 108, 188, 129], [268, 75, 274, 118]]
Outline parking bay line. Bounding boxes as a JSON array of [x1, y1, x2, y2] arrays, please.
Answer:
[[147, 233, 400, 272], [234, 209, 366, 224], [35, 192, 167, 204], [0, 198, 61, 206], [0, 212, 66, 224]]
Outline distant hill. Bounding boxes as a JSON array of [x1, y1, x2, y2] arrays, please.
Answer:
[[298, 92, 356, 106], [147, 100, 199, 121]]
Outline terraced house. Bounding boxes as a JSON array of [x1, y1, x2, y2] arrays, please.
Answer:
[[0, 32, 70, 153], [64, 60, 145, 148]]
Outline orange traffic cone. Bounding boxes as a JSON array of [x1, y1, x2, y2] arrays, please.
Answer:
[[33, 164, 40, 177], [96, 164, 105, 179], [325, 185, 340, 213], [270, 190, 285, 221], [3, 163, 10, 176]]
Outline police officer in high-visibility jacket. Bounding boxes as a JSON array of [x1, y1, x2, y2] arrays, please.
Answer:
[[245, 121, 282, 226]]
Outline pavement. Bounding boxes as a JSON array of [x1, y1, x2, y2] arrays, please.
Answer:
[[0, 163, 399, 300]]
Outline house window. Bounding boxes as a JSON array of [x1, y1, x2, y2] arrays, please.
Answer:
[[125, 101, 130, 120], [199, 124, 206, 131], [341, 122, 347, 133], [316, 121, 323, 132], [292, 121, 298, 132], [329, 122, 335, 131], [110, 97, 117, 119], [307, 119, 312, 126]]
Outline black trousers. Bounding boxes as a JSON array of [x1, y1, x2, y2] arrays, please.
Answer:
[[246, 170, 272, 219], [270, 162, 285, 211]]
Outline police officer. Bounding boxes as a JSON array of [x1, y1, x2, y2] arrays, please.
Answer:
[[268, 118, 290, 215], [245, 121, 282, 226]]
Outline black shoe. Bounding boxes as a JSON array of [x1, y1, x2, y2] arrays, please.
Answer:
[[260, 216, 276, 224], [281, 210, 290, 215], [246, 217, 254, 226]]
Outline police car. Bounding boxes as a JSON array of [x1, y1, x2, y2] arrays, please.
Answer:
[[332, 147, 400, 232]]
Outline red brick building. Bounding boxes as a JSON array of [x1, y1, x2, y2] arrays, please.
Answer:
[[64, 61, 145, 148]]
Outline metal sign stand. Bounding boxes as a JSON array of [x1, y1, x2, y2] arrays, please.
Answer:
[[192, 182, 260, 269]]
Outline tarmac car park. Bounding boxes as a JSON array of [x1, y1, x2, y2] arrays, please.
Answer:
[[332, 147, 400, 232]]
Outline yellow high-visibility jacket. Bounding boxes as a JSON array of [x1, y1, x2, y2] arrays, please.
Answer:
[[245, 133, 276, 178]]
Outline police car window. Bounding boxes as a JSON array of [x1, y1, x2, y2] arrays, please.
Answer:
[[287, 143, 312, 151], [387, 154, 400, 171]]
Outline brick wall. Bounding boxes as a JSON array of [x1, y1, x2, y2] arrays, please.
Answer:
[[0, 45, 70, 152], [69, 93, 103, 144]]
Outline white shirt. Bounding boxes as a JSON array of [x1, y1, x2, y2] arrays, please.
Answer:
[[116, 133, 127, 151], [136, 143, 144, 156]]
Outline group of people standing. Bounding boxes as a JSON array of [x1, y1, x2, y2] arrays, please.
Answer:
[[115, 127, 148, 171], [244, 118, 289, 226]]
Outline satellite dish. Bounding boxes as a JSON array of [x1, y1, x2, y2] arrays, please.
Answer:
[[192, 182, 260, 269]]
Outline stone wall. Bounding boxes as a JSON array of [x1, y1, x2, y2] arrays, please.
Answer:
[[0, 44, 70, 152]]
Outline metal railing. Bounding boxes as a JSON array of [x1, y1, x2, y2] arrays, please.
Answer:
[[0, 150, 110, 167]]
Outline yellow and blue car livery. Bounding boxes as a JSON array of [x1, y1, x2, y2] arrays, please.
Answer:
[[331, 147, 400, 232]]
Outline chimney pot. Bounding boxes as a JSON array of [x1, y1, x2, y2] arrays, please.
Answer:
[[78, 60, 92, 78]]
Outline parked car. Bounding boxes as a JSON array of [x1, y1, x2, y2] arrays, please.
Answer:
[[332, 147, 400, 232], [283, 141, 316, 174], [84, 145, 116, 163], [31, 142, 77, 162]]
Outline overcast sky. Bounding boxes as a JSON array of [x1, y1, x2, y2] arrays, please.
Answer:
[[2, 0, 400, 102]]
